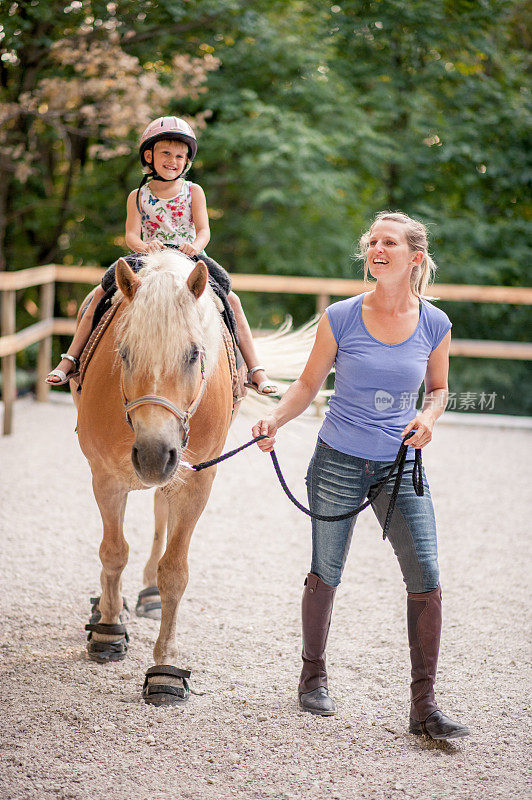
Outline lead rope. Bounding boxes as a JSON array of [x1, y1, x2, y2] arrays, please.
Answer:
[[191, 430, 423, 540]]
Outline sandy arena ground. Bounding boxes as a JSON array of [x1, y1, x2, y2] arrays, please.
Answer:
[[0, 395, 530, 800]]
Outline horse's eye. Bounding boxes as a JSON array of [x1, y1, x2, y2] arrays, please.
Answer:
[[118, 344, 129, 363], [188, 344, 199, 364]]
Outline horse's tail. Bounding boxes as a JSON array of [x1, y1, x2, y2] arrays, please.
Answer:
[[241, 316, 331, 414]]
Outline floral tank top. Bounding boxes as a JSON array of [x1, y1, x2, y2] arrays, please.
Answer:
[[139, 180, 196, 245]]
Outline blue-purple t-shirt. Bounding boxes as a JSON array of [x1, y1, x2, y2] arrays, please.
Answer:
[[319, 294, 452, 461]]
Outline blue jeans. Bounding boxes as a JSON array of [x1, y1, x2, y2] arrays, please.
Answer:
[[305, 438, 439, 593]]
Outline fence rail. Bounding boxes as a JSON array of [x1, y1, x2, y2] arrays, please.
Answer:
[[1, 264, 531, 434]]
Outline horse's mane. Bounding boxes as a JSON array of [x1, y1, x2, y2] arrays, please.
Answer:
[[115, 250, 221, 379]]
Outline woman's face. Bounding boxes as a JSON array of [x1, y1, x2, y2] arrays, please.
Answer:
[[366, 220, 422, 283]]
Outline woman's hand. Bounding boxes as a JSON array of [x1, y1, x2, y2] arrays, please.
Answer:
[[179, 242, 199, 257], [144, 241, 165, 254], [402, 411, 435, 449], [252, 416, 278, 452]]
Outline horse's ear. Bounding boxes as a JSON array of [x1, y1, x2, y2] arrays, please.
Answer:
[[187, 260, 208, 299], [116, 257, 140, 302]]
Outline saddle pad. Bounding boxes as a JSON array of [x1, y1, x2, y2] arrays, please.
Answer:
[[77, 300, 122, 389], [221, 321, 247, 411], [95, 248, 238, 345]]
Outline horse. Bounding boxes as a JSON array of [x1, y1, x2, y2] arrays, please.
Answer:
[[72, 250, 234, 705]]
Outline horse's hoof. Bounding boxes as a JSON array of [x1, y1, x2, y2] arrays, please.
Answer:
[[142, 664, 191, 706], [85, 623, 129, 663], [135, 586, 161, 620]]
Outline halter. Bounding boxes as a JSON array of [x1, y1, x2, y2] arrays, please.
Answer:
[[120, 350, 207, 449]]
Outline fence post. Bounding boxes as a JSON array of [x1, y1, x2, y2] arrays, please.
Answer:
[[35, 281, 55, 401], [316, 293, 330, 317], [1, 289, 16, 434]]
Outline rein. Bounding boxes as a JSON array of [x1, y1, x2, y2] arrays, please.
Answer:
[[120, 351, 207, 449], [189, 430, 423, 540]]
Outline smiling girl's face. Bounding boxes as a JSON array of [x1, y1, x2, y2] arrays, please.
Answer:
[[145, 140, 189, 181], [366, 220, 423, 283]]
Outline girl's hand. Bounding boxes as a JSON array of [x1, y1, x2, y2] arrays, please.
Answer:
[[144, 241, 165, 253], [401, 412, 434, 449], [178, 242, 199, 257], [252, 416, 278, 452]]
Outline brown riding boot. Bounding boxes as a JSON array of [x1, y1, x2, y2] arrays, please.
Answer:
[[407, 586, 469, 739], [298, 573, 337, 716]]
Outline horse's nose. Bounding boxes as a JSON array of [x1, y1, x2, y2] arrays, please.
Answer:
[[132, 439, 179, 485]]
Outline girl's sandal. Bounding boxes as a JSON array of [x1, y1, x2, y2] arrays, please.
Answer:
[[45, 353, 80, 385], [244, 365, 279, 396]]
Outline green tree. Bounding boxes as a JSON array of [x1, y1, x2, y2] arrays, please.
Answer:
[[1, 1, 530, 411], [326, 0, 532, 413], [0, 0, 220, 269]]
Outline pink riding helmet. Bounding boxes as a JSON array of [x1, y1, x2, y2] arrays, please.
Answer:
[[139, 116, 198, 165]]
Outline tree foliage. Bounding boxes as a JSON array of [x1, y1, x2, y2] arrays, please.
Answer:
[[0, 0, 218, 266], [1, 0, 530, 412]]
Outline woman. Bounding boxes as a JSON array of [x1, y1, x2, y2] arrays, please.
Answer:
[[252, 211, 469, 740]]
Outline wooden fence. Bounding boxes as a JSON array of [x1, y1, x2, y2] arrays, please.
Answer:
[[1, 264, 531, 434]]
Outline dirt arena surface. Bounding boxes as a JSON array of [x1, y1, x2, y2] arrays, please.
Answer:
[[1, 395, 530, 800]]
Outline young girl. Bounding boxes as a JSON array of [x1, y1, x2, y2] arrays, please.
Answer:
[[46, 116, 278, 395]]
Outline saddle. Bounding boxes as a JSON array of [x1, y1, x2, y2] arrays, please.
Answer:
[[94, 247, 238, 346], [76, 299, 122, 390], [220, 318, 247, 415], [76, 299, 247, 413]]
